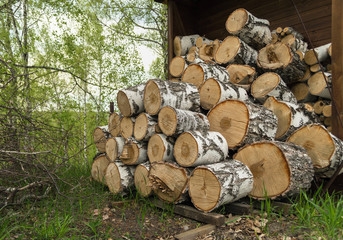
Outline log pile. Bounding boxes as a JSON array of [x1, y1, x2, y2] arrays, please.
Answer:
[[91, 8, 342, 213]]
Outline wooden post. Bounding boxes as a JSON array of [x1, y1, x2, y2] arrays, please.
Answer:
[[331, 0, 343, 139], [167, 0, 174, 80]]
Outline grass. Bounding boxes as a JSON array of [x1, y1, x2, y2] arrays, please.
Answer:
[[1, 160, 342, 240]]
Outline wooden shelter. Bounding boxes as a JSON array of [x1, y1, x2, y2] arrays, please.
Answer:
[[154, 0, 343, 189]]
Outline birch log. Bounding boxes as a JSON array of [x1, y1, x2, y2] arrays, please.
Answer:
[[174, 131, 228, 167], [134, 162, 152, 197], [147, 134, 175, 163], [287, 124, 343, 178], [108, 112, 122, 137], [195, 36, 212, 48], [117, 83, 145, 117], [307, 72, 332, 99], [234, 141, 314, 199], [149, 162, 189, 203], [174, 34, 200, 56], [250, 72, 297, 104], [257, 42, 307, 84], [225, 8, 272, 50], [158, 106, 210, 136], [214, 36, 258, 66], [189, 160, 253, 212], [93, 126, 111, 153], [304, 43, 332, 65], [263, 97, 320, 140], [120, 117, 135, 139], [119, 139, 148, 165], [105, 137, 125, 162], [226, 64, 256, 85], [198, 39, 221, 61], [290, 82, 317, 103], [199, 78, 249, 110], [144, 79, 200, 115], [281, 34, 308, 53], [283, 27, 304, 40], [182, 62, 230, 88], [207, 99, 277, 149], [133, 113, 159, 141], [91, 153, 110, 184], [169, 56, 187, 77], [105, 161, 135, 194]]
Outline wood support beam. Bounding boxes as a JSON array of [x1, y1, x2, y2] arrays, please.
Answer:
[[331, 0, 343, 139]]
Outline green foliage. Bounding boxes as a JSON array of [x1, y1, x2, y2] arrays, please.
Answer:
[[291, 188, 343, 239]]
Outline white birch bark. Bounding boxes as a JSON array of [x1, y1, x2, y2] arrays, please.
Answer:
[[117, 83, 145, 117], [174, 131, 228, 167], [189, 160, 253, 212], [226, 8, 272, 50], [174, 34, 200, 56]]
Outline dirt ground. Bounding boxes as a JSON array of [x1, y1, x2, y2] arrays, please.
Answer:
[[91, 199, 307, 240]]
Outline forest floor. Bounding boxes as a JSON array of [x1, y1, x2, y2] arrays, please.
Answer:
[[1, 165, 342, 240]]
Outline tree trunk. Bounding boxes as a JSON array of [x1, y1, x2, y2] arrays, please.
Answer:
[[120, 139, 148, 165], [91, 153, 110, 184], [257, 42, 307, 84], [147, 134, 175, 163], [105, 161, 135, 194], [158, 106, 210, 136], [105, 137, 125, 162], [117, 83, 145, 117], [263, 97, 320, 140], [149, 162, 189, 203], [304, 43, 332, 65], [93, 126, 111, 153], [169, 56, 187, 77], [144, 79, 200, 115], [287, 124, 343, 178], [207, 99, 277, 149], [182, 62, 230, 88], [307, 72, 332, 99], [120, 117, 135, 139], [199, 78, 249, 110], [214, 36, 258, 66], [290, 82, 317, 103], [108, 112, 122, 137], [234, 141, 314, 199], [174, 34, 200, 56], [134, 162, 153, 197], [225, 8, 271, 50], [226, 64, 256, 85], [174, 131, 228, 167], [189, 160, 253, 212], [134, 113, 159, 141], [251, 72, 297, 104]]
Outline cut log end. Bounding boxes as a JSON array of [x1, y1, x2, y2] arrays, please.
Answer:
[[120, 142, 140, 165], [144, 80, 162, 115], [257, 43, 291, 70], [235, 142, 291, 199], [108, 112, 121, 137], [174, 132, 198, 167], [199, 78, 221, 110], [106, 138, 118, 161], [93, 127, 108, 153], [225, 8, 248, 33], [287, 124, 335, 169], [91, 154, 109, 184], [189, 167, 221, 212], [214, 36, 240, 64], [134, 164, 152, 197], [181, 64, 204, 88], [117, 91, 131, 117], [158, 106, 177, 136], [147, 134, 166, 163], [207, 100, 249, 148], [251, 72, 280, 99], [120, 117, 134, 139], [263, 97, 291, 139], [105, 162, 121, 193], [226, 64, 256, 85], [134, 113, 149, 141], [170, 56, 186, 77], [174, 36, 182, 56]]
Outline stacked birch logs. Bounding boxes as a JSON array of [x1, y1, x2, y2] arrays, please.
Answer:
[[91, 8, 343, 213]]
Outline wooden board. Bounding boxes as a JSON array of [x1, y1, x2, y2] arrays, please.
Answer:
[[175, 224, 216, 240]]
